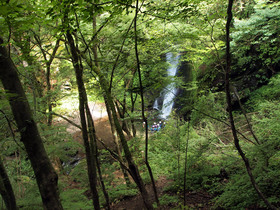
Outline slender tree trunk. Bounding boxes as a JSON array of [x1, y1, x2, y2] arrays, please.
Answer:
[[104, 95, 131, 186], [85, 103, 110, 209], [134, 0, 159, 207], [115, 100, 132, 139], [0, 157, 18, 210], [46, 40, 60, 126], [0, 37, 63, 210], [15, 36, 44, 114], [130, 92, 137, 137], [183, 121, 190, 206], [46, 65, 53, 125], [177, 117, 180, 180], [76, 3, 152, 208], [66, 31, 100, 210], [96, 150, 111, 210], [121, 88, 132, 137], [89, 14, 110, 209], [224, 2, 276, 209], [95, 69, 153, 209], [232, 87, 260, 145], [71, 8, 110, 208], [34, 35, 60, 126], [92, 12, 131, 187]]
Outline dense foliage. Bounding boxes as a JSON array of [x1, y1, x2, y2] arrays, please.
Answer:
[[0, 0, 279, 209]]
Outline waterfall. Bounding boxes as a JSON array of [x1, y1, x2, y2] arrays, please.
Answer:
[[153, 98, 160, 110], [159, 52, 180, 119]]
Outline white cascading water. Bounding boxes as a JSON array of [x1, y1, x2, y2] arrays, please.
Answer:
[[159, 52, 180, 119], [153, 98, 160, 110]]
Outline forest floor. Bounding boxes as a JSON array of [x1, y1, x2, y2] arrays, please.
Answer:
[[55, 102, 213, 209], [110, 176, 213, 209], [56, 102, 117, 149]]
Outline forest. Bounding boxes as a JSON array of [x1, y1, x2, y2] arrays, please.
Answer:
[[0, 0, 280, 209]]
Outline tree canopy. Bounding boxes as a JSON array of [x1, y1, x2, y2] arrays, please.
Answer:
[[0, 0, 280, 209]]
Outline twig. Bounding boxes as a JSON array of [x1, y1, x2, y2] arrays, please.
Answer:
[[109, 18, 135, 92], [0, 109, 25, 151], [50, 112, 82, 130], [97, 138, 129, 172], [233, 87, 260, 145], [192, 107, 256, 145]]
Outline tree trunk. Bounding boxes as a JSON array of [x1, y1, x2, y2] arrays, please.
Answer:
[[92, 12, 131, 187], [95, 70, 153, 209], [66, 31, 100, 210], [34, 35, 60, 126], [0, 157, 18, 210], [134, 0, 159, 207], [176, 117, 180, 180], [114, 100, 132, 139], [104, 95, 131, 186], [224, 2, 276, 209], [85, 102, 110, 209], [121, 89, 131, 137], [14, 35, 44, 114], [0, 37, 63, 210], [74, 4, 152, 208], [46, 40, 60, 126], [183, 121, 190, 206], [96, 149, 111, 210], [130, 92, 137, 137]]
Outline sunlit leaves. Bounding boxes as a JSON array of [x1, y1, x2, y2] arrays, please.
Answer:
[[0, 0, 35, 40], [231, 1, 280, 74]]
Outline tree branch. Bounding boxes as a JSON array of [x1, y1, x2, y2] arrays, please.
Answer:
[[51, 112, 82, 130], [0, 109, 25, 151]]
